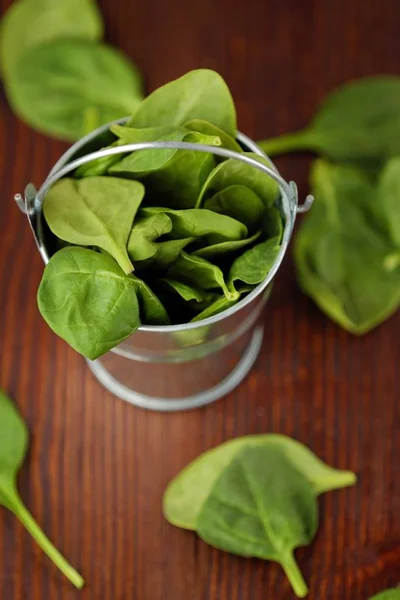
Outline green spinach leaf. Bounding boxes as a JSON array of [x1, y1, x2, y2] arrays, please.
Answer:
[[197, 446, 317, 597], [370, 591, 400, 600], [163, 433, 356, 530], [37, 247, 140, 359], [110, 123, 181, 143], [198, 153, 279, 207], [377, 157, 400, 247], [228, 236, 281, 291], [160, 279, 215, 304], [184, 119, 242, 152], [203, 184, 265, 231], [127, 212, 193, 269], [0, 0, 103, 79], [109, 130, 221, 209], [127, 69, 237, 136], [294, 160, 400, 334], [142, 207, 247, 244], [193, 231, 261, 259], [75, 141, 122, 178], [130, 275, 170, 325], [190, 295, 239, 322], [44, 177, 144, 274], [7, 39, 143, 141], [0, 388, 84, 588], [258, 76, 400, 164], [168, 252, 238, 301]]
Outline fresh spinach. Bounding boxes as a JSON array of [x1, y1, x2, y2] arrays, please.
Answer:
[[0, 0, 103, 79], [164, 436, 355, 597], [142, 207, 247, 244], [377, 157, 400, 247], [370, 591, 400, 600], [190, 295, 237, 322], [203, 184, 265, 231], [228, 236, 281, 291], [160, 279, 215, 305], [257, 76, 400, 165], [126, 69, 237, 137], [0, 388, 84, 588], [168, 252, 238, 301], [193, 231, 261, 260], [44, 177, 144, 274], [163, 433, 356, 530], [198, 152, 279, 207], [127, 212, 193, 269], [110, 123, 180, 143], [184, 119, 242, 152], [7, 39, 143, 141], [197, 446, 317, 597], [37, 247, 140, 359], [294, 160, 400, 334], [109, 130, 221, 209], [130, 275, 170, 325], [75, 141, 122, 178]]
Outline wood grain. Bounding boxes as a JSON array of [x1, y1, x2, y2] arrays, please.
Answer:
[[0, 0, 399, 598]]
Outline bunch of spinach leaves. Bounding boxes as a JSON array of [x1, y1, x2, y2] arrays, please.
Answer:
[[37, 69, 283, 359], [0, 0, 143, 140], [257, 76, 400, 333], [0, 388, 84, 588], [163, 434, 356, 598]]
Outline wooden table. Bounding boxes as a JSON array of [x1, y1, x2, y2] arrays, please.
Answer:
[[1, 0, 399, 598]]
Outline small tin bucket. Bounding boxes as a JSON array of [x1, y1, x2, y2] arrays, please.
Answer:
[[15, 120, 313, 411]]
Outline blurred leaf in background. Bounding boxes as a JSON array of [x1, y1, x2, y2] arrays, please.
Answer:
[[0, 0, 144, 140]]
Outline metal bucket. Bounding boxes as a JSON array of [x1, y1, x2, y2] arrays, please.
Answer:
[[15, 120, 313, 411]]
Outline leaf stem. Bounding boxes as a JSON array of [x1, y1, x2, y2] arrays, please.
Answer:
[[281, 552, 308, 598], [12, 494, 84, 589], [257, 129, 318, 157]]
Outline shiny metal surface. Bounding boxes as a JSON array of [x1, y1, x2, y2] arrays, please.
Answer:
[[19, 120, 302, 410]]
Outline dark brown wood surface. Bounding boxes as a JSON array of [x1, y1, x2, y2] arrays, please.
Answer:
[[1, 0, 399, 598]]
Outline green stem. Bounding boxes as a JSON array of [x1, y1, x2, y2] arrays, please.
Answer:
[[12, 494, 84, 589], [281, 553, 308, 598], [257, 129, 318, 157]]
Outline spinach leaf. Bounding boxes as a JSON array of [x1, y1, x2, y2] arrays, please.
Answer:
[[193, 231, 261, 259], [75, 141, 122, 178], [127, 212, 193, 269], [7, 40, 143, 141], [44, 177, 144, 274], [110, 123, 181, 143], [168, 252, 238, 301], [198, 153, 279, 207], [258, 76, 400, 164], [109, 130, 221, 209], [163, 433, 356, 530], [0, 388, 84, 588], [142, 207, 247, 244], [160, 279, 215, 304], [190, 295, 238, 322], [203, 185, 265, 231], [263, 205, 284, 241], [184, 119, 242, 152], [37, 247, 140, 359], [228, 236, 281, 291], [0, 0, 103, 79], [128, 212, 173, 262], [197, 446, 317, 598], [370, 591, 400, 600], [127, 69, 237, 136], [377, 157, 400, 247], [294, 161, 400, 334], [130, 275, 170, 325]]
